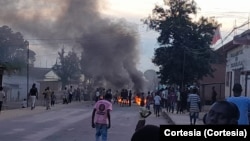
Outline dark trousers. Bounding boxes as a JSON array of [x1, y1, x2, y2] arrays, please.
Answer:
[[51, 100, 55, 106], [63, 98, 68, 104], [162, 98, 167, 108], [155, 105, 161, 116], [68, 94, 72, 103]]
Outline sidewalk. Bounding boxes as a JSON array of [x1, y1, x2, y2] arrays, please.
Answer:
[[0, 101, 93, 121], [163, 105, 211, 125]]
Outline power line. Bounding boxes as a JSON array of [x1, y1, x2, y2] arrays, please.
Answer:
[[221, 19, 250, 43]]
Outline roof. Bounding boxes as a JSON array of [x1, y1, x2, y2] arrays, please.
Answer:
[[29, 67, 51, 79], [43, 70, 60, 81], [216, 40, 239, 55], [9, 67, 51, 80]]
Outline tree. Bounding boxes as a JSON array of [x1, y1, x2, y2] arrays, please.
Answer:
[[52, 48, 81, 88], [0, 25, 35, 86], [142, 0, 220, 89]]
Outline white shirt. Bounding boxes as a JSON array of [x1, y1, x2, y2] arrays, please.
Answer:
[[162, 90, 168, 99], [96, 91, 100, 97]]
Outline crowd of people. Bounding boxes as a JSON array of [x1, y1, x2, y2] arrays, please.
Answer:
[[26, 83, 250, 127], [130, 83, 250, 141], [1, 82, 250, 141], [26, 83, 84, 111]]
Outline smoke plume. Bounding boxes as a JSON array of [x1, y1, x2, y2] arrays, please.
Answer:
[[0, 0, 145, 91]]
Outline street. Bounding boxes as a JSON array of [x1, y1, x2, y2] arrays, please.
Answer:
[[0, 102, 169, 141]]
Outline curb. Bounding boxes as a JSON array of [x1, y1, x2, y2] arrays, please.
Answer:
[[162, 111, 175, 125]]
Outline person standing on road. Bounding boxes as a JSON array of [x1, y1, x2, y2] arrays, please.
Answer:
[[128, 90, 132, 106], [161, 87, 168, 109], [51, 91, 56, 106], [44, 86, 52, 110], [92, 94, 112, 141], [29, 83, 38, 110], [187, 87, 201, 125], [0, 86, 6, 113], [95, 88, 100, 103], [68, 85, 73, 103], [227, 83, 250, 125], [154, 92, 161, 117], [63, 87, 68, 104]]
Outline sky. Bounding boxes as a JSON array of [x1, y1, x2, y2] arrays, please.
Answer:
[[1, 0, 250, 73], [102, 0, 250, 72]]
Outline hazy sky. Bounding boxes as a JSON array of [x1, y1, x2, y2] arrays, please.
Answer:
[[1, 0, 249, 73], [103, 0, 250, 72]]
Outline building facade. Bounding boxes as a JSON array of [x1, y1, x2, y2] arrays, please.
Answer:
[[224, 30, 250, 97]]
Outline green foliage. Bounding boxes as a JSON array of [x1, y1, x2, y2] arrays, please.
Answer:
[[0, 25, 35, 72], [53, 48, 81, 87], [142, 0, 220, 88]]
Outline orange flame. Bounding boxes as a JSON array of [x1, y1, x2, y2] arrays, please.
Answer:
[[117, 97, 129, 104], [116, 96, 146, 106], [135, 96, 146, 106]]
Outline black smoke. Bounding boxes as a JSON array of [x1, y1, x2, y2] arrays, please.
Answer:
[[0, 0, 146, 91]]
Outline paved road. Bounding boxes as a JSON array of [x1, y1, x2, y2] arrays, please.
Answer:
[[0, 102, 169, 141]]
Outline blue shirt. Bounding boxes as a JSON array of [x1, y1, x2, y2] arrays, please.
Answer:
[[227, 96, 250, 125]]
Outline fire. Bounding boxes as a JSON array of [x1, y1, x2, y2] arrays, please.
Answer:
[[116, 95, 146, 106], [117, 97, 129, 104], [118, 97, 122, 103], [134, 96, 146, 106]]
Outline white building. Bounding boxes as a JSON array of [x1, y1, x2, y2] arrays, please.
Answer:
[[224, 30, 250, 97]]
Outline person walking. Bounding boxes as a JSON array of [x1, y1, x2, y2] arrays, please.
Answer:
[[187, 87, 201, 125], [227, 83, 250, 125], [211, 86, 217, 104], [29, 83, 38, 110], [51, 91, 56, 106], [91, 94, 112, 141], [44, 86, 52, 110], [167, 87, 176, 113], [0, 86, 6, 114], [62, 87, 68, 104], [176, 88, 182, 114]]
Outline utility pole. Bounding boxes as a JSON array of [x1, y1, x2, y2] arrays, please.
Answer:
[[27, 43, 29, 107], [181, 49, 186, 90], [0, 65, 4, 86]]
